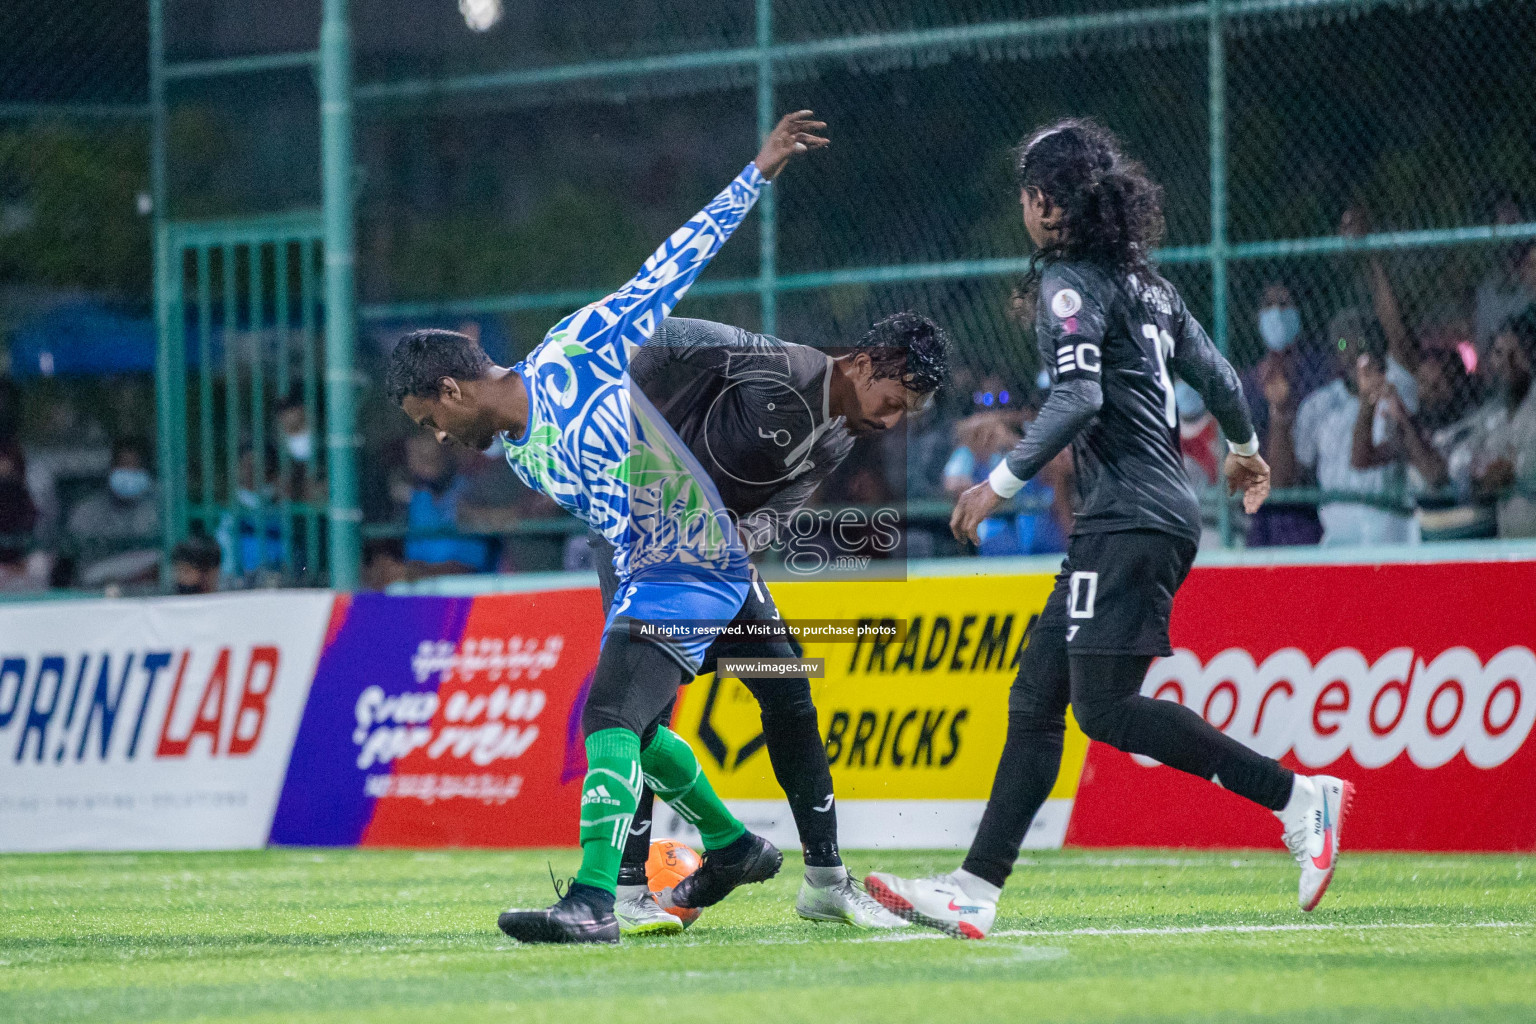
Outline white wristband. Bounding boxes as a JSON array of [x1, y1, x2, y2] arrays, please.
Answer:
[[987, 460, 1026, 499], [1227, 432, 1260, 457]]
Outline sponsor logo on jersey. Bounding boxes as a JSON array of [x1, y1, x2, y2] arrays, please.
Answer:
[[1050, 288, 1082, 318]]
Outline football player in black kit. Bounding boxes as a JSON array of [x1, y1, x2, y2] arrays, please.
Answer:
[[589, 313, 950, 935], [866, 119, 1354, 938]]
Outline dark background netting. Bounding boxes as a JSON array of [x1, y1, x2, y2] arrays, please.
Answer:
[[3, 0, 1534, 560]]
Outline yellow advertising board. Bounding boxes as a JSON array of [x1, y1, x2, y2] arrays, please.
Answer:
[[669, 571, 1090, 848]]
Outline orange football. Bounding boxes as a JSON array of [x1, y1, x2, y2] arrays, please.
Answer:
[[645, 839, 702, 923]]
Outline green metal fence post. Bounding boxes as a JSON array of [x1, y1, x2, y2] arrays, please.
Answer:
[[274, 240, 295, 579], [195, 245, 214, 526], [756, 0, 776, 336], [1209, 0, 1234, 549], [320, 0, 362, 589], [149, 0, 184, 579]]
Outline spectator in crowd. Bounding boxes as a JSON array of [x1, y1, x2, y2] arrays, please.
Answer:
[[1269, 309, 1418, 546], [1174, 379, 1224, 547], [20, 393, 112, 549], [1342, 206, 1426, 376], [170, 534, 223, 595], [275, 390, 316, 467], [1480, 313, 1536, 536], [943, 410, 1068, 556], [274, 389, 326, 504], [362, 537, 481, 590], [1412, 345, 1477, 435], [1351, 349, 1486, 539], [1399, 314, 1536, 539], [1474, 193, 1534, 352], [217, 446, 287, 584], [943, 411, 1016, 496], [1175, 379, 1220, 489], [1243, 281, 1332, 546], [401, 434, 493, 573], [66, 438, 161, 587], [0, 441, 47, 592]]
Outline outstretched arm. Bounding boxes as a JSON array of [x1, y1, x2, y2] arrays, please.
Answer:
[[544, 111, 827, 367]]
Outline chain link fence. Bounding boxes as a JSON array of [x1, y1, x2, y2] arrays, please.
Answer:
[[3, 1, 1535, 591]]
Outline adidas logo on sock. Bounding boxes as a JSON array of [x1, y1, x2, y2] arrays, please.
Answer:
[[583, 784, 622, 807]]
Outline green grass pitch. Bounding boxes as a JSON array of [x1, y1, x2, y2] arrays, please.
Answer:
[[3, 847, 1533, 1023]]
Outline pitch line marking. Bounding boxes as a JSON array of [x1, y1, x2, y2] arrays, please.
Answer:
[[658, 920, 1529, 950], [990, 920, 1528, 939]]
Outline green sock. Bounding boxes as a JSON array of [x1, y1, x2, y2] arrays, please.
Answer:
[[574, 728, 642, 894], [641, 726, 747, 850]]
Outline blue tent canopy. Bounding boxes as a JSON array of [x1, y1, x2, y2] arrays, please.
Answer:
[[9, 302, 162, 379]]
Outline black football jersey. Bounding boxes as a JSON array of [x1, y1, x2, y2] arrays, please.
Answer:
[[1014, 260, 1254, 543], [629, 317, 852, 518]]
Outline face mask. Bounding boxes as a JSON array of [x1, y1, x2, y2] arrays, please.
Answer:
[[1259, 306, 1302, 352], [176, 581, 205, 596], [285, 431, 315, 463], [1174, 380, 1206, 420], [108, 468, 152, 501], [236, 488, 262, 510]]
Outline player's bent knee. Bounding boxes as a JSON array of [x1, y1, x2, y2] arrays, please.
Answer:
[[750, 678, 816, 720], [1072, 697, 1134, 747]]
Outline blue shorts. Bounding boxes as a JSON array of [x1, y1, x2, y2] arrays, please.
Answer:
[[604, 577, 752, 674]]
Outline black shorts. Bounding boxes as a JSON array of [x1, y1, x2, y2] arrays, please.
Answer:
[[698, 570, 803, 675], [1048, 528, 1196, 657]]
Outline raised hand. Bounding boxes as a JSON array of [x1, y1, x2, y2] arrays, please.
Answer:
[[1355, 354, 1388, 405], [753, 110, 829, 181], [1262, 363, 1291, 412]]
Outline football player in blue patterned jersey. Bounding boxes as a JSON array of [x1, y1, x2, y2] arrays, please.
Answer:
[[386, 111, 828, 944]]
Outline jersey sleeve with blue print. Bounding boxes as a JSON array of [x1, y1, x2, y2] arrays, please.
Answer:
[[499, 162, 766, 584]]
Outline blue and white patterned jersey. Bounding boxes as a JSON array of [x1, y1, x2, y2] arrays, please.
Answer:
[[499, 162, 765, 585]]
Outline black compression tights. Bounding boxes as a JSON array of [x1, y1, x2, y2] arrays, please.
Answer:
[[617, 676, 839, 884], [963, 653, 1294, 889]]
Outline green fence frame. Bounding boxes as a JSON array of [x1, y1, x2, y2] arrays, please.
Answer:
[[147, 0, 361, 588], [157, 213, 329, 583], [11, 0, 1532, 585]]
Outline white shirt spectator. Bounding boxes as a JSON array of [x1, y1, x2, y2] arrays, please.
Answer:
[[1474, 247, 1535, 353], [1501, 388, 1536, 537], [1294, 359, 1419, 545]]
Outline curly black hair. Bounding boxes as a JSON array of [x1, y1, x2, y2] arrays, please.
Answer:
[[1015, 118, 1165, 286], [854, 311, 950, 395], [385, 329, 493, 404]]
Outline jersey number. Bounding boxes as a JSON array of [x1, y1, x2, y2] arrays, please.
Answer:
[[1142, 324, 1178, 429]]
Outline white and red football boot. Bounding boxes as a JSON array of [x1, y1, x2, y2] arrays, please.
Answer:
[[1277, 774, 1355, 911], [864, 871, 997, 939]]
